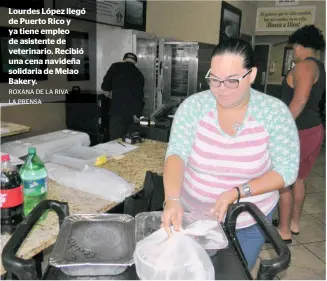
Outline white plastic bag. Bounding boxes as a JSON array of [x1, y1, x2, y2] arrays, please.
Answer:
[[134, 220, 218, 280], [183, 216, 228, 250], [45, 163, 134, 202]]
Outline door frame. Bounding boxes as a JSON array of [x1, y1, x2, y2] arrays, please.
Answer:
[[251, 35, 255, 48], [254, 43, 272, 94]]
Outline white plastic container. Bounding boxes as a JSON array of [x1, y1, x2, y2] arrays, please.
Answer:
[[1, 130, 90, 162], [45, 163, 134, 203], [51, 146, 105, 170], [135, 211, 229, 257]]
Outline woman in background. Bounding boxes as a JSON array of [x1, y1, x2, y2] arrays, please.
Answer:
[[161, 38, 300, 270], [277, 25, 326, 242]]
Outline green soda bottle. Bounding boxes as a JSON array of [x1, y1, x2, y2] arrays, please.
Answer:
[[20, 147, 48, 221]]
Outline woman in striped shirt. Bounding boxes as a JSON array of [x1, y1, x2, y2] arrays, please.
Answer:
[[162, 38, 300, 270]]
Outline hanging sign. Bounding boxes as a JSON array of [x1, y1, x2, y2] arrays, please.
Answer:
[[275, 0, 299, 6], [256, 6, 316, 32], [54, 0, 125, 27]]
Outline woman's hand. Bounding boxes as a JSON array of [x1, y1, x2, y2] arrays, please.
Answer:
[[210, 188, 238, 222], [161, 200, 184, 237]]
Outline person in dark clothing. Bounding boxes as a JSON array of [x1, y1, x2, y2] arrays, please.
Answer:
[[319, 90, 326, 122], [101, 53, 145, 140], [275, 25, 326, 243]]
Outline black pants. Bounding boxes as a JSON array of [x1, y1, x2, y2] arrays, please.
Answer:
[[109, 115, 134, 140]]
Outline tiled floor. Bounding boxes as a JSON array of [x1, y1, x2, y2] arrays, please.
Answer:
[[252, 147, 326, 280]]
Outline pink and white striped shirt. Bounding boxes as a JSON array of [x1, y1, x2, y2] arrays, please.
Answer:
[[166, 89, 299, 229]]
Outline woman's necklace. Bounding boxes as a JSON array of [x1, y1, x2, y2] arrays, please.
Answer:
[[217, 96, 249, 134], [233, 123, 241, 132]]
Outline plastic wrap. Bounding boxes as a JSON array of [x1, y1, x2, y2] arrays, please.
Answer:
[[51, 146, 107, 169], [1, 130, 90, 161], [45, 163, 134, 203]]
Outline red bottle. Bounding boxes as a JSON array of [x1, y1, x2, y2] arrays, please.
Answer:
[[1, 154, 24, 234]]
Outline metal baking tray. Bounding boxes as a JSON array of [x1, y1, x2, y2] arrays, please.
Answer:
[[135, 211, 229, 255], [49, 214, 135, 276]]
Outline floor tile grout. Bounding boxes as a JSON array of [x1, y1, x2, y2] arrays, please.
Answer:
[[305, 213, 326, 225], [302, 212, 326, 216], [301, 241, 327, 245], [301, 243, 326, 265], [291, 236, 301, 243], [302, 212, 326, 220], [300, 240, 327, 244], [291, 236, 326, 244], [301, 212, 325, 215]]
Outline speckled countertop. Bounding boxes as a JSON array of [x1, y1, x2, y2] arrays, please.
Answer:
[[0, 140, 168, 275], [0, 122, 31, 137]]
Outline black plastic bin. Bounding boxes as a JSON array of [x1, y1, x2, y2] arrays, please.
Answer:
[[2, 197, 290, 280]]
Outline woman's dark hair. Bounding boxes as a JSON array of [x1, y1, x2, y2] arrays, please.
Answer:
[[288, 25, 325, 51], [211, 38, 255, 69]]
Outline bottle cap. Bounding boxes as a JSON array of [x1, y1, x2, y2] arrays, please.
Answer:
[[1, 154, 10, 162], [28, 147, 36, 154]]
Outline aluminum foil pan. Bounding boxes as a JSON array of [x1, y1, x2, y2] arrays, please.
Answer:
[[135, 211, 228, 256], [135, 211, 162, 243], [49, 214, 135, 276]]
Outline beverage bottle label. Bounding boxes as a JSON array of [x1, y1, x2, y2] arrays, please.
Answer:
[[0, 186, 24, 208], [23, 179, 47, 195]]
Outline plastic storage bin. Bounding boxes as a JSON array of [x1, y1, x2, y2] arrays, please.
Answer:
[[1, 130, 90, 161], [51, 146, 107, 169]]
